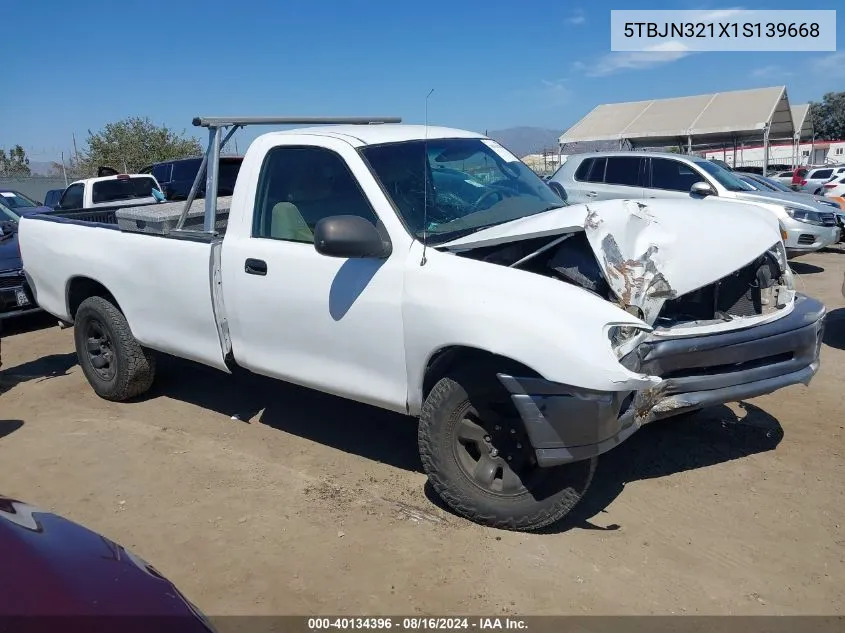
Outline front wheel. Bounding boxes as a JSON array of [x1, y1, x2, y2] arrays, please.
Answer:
[[74, 296, 156, 401], [418, 373, 596, 531]]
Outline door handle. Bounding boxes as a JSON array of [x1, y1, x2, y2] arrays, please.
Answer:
[[245, 258, 267, 276], [586, 191, 598, 197]]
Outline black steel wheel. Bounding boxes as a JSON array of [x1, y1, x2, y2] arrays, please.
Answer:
[[74, 296, 156, 401], [84, 317, 116, 382], [419, 371, 596, 531], [452, 401, 543, 497]]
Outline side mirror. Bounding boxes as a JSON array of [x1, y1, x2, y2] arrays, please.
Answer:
[[691, 181, 715, 197], [314, 215, 392, 259]]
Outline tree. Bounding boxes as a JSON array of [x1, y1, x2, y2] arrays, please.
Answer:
[[69, 117, 203, 177], [50, 154, 87, 181], [809, 92, 845, 141], [0, 145, 32, 176]]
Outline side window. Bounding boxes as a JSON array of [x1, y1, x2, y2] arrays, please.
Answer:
[[252, 146, 379, 243], [604, 157, 642, 187], [574, 158, 593, 181], [574, 157, 606, 183], [813, 169, 833, 180], [59, 184, 84, 209], [650, 158, 702, 192], [151, 163, 172, 184], [585, 157, 606, 183], [172, 159, 202, 182]]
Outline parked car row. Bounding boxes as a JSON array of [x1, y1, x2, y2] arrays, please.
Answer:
[[39, 157, 245, 216], [547, 151, 841, 258], [0, 189, 52, 321]]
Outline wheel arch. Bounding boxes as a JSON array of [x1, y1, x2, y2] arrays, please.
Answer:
[[415, 345, 542, 415], [66, 276, 124, 320]]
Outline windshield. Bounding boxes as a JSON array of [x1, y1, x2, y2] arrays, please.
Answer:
[[0, 191, 38, 209], [697, 161, 756, 192], [360, 138, 565, 244], [91, 177, 157, 204]]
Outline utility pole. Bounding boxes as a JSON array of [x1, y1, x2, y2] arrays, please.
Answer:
[[72, 133, 81, 171], [60, 151, 68, 186]]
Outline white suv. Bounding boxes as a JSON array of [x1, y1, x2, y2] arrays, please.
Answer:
[[549, 152, 841, 257]]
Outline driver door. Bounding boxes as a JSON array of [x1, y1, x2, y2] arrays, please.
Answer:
[[221, 135, 410, 413]]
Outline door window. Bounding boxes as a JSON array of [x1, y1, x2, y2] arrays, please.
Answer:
[[650, 158, 703, 192], [151, 163, 173, 184], [252, 146, 379, 243], [59, 183, 84, 209], [604, 157, 642, 186]]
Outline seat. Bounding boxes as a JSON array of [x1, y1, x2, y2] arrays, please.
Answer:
[[270, 202, 313, 242]]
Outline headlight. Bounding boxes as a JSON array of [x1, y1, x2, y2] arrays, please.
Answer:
[[784, 206, 825, 225], [607, 324, 650, 358], [767, 241, 794, 290]]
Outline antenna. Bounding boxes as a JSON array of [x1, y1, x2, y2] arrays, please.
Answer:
[[421, 88, 435, 266]]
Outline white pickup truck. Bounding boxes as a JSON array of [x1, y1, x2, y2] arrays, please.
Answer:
[[19, 116, 826, 531], [53, 173, 163, 212]]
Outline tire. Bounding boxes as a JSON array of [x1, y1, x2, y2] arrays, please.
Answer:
[[548, 182, 567, 202], [418, 372, 596, 531], [73, 296, 156, 401]]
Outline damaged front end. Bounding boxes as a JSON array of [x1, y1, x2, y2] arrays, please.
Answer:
[[498, 291, 824, 468], [444, 199, 824, 467]]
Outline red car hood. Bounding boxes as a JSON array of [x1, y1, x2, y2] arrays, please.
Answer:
[[0, 496, 214, 630]]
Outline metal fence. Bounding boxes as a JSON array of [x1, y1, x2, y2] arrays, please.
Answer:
[[0, 177, 70, 204]]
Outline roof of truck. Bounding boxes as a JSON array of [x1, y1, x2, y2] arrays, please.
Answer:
[[68, 173, 159, 187], [264, 124, 485, 147]]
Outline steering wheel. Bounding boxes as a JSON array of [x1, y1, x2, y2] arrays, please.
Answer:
[[471, 189, 505, 210]]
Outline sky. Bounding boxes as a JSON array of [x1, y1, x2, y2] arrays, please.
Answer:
[[3, 0, 844, 163]]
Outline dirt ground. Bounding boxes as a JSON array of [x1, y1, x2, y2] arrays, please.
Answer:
[[1, 249, 844, 616]]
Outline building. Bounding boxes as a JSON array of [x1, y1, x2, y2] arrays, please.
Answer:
[[702, 139, 845, 169], [521, 151, 566, 175]]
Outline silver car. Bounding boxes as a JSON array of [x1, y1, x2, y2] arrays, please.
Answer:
[[736, 171, 843, 210], [549, 151, 840, 257], [800, 166, 845, 194]]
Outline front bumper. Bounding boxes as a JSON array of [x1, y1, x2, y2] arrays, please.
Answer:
[[783, 223, 840, 254], [499, 294, 825, 467], [0, 270, 40, 320]]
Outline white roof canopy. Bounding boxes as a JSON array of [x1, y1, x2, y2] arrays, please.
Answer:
[[560, 86, 795, 148], [790, 103, 813, 141]]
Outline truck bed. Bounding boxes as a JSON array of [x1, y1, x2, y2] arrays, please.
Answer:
[[19, 206, 231, 372], [38, 197, 232, 236]]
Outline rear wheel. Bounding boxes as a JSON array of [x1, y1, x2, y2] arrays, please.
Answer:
[[419, 371, 596, 531], [74, 296, 156, 401]]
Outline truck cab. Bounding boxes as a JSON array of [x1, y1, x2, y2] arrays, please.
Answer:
[[55, 173, 162, 211]]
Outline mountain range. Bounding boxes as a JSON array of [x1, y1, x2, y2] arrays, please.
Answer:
[[486, 126, 620, 157]]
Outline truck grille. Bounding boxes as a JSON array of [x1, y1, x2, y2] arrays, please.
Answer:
[[657, 252, 782, 323]]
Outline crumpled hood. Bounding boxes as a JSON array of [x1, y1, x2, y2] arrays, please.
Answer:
[[440, 198, 782, 323]]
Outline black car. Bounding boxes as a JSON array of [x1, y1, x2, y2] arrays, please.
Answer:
[[0, 219, 39, 322], [141, 156, 243, 201], [42, 189, 64, 209]]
